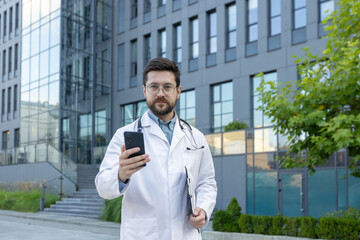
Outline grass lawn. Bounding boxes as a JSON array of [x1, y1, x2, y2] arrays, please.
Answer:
[[0, 190, 60, 213]]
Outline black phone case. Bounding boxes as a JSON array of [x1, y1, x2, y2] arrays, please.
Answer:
[[124, 131, 146, 167]]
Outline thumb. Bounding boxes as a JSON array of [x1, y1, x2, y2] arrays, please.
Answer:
[[193, 207, 201, 217], [121, 144, 126, 153]]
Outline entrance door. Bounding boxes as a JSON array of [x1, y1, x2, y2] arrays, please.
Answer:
[[279, 171, 306, 217]]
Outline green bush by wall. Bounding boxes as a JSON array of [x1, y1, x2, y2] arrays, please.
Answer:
[[213, 197, 360, 239]]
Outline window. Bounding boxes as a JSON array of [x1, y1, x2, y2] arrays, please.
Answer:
[[190, 17, 199, 59], [144, 0, 151, 13], [293, 0, 306, 29], [319, 0, 334, 22], [158, 0, 166, 6], [252, 72, 277, 128], [122, 101, 148, 126], [143, 0, 151, 23], [79, 113, 91, 140], [14, 128, 20, 147], [2, 131, 9, 149], [178, 90, 196, 126], [8, 47, 12, 74], [173, 0, 181, 11], [1, 89, 5, 117], [15, 3, 19, 32], [207, 10, 217, 54], [3, 10, 6, 39], [2, 50, 5, 77], [158, 0, 166, 17], [158, 29, 166, 57], [131, 0, 138, 19], [319, 0, 334, 37], [268, 0, 282, 51], [144, 34, 151, 65], [212, 82, 233, 133], [95, 110, 107, 146], [173, 23, 182, 64], [7, 87, 10, 114], [269, 0, 281, 36], [13, 84, 17, 113], [247, 0, 258, 43], [130, 40, 138, 77], [9, 7, 12, 36], [14, 44, 18, 75], [292, 0, 306, 44], [118, 44, 125, 90], [227, 4, 236, 48]]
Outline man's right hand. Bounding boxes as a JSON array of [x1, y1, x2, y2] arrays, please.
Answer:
[[118, 144, 150, 183]]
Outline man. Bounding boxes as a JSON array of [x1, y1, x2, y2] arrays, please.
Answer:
[[95, 58, 217, 240]]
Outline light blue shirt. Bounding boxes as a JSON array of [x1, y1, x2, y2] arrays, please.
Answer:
[[147, 110, 177, 144], [118, 110, 177, 189]]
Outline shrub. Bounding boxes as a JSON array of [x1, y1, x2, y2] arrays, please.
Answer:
[[252, 215, 272, 235], [212, 210, 239, 232], [299, 216, 318, 238], [269, 214, 283, 235], [238, 214, 253, 233], [224, 121, 249, 132], [317, 217, 336, 239], [100, 196, 123, 223], [226, 197, 242, 218], [282, 216, 299, 237], [326, 207, 360, 220]]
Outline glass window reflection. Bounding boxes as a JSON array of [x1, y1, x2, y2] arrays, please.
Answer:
[[49, 46, 60, 75], [179, 90, 196, 126], [50, 18, 60, 47], [40, 23, 50, 52], [254, 171, 277, 215], [212, 82, 233, 132]]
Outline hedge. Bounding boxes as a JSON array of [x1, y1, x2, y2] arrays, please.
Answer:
[[213, 198, 360, 239]]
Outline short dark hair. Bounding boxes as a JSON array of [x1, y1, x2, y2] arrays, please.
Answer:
[[143, 58, 180, 87]]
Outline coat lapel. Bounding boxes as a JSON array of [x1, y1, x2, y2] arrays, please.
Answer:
[[169, 118, 185, 154], [142, 111, 168, 143]]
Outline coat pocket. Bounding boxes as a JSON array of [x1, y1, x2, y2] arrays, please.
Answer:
[[124, 218, 159, 240]]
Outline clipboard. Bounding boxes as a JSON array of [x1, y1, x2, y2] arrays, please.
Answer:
[[185, 166, 195, 214], [185, 166, 200, 233]]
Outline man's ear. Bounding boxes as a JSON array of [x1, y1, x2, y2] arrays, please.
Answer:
[[142, 85, 146, 97], [177, 85, 182, 99]]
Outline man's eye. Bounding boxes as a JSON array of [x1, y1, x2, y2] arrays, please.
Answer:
[[164, 85, 172, 90], [150, 85, 158, 89]]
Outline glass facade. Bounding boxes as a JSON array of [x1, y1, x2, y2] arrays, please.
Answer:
[[212, 82, 233, 133], [178, 90, 195, 127], [173, 23, 182, 64], [207, 10, 217, 54], [269, 0, 281, 36], [293, 0, 306, 29], [226, 3, 236, 49], [247, 0, 258, 42], [122, 101, 148, 126], [20, 0, 111, 165]]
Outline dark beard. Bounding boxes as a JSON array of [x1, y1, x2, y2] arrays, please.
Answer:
[[147, 98, 177, 116]]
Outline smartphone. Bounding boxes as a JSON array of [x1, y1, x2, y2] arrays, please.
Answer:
[[124, 131, 146, 167]]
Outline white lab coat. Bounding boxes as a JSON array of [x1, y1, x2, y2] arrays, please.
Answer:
[[95, 110, 217, 240]]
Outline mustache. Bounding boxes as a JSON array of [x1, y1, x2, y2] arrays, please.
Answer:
[[154, 98, 168, 103]]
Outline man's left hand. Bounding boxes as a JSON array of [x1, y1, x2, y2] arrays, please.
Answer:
[[190, 207, 206, 229]]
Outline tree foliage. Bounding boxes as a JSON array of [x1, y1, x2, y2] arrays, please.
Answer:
[[256, 0, 360, 177]]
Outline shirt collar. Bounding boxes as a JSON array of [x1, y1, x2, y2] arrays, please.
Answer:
[[147, 110, 177, 131]]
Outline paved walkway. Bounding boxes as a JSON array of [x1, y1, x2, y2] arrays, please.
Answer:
[[0, 210, 120, 240]]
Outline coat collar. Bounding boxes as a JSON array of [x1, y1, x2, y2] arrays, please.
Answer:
[[141, 110, 185, 152]]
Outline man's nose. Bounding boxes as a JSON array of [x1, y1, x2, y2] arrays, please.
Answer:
[[156, 87, 165, 97]]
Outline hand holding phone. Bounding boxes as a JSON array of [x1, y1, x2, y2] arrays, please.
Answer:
[[124, 131, 146, 167]]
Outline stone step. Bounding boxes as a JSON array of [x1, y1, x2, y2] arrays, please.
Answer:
[[55, 201, 104, 208], [49, 204, 103, 211], [61, 198, 104, 203], [43, 209, 101, 218]]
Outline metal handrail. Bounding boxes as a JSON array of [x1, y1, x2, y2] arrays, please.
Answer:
[[40, 169, 78, 211]]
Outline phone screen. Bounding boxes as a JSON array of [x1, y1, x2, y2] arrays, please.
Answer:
[[124, 131, 146, 167]]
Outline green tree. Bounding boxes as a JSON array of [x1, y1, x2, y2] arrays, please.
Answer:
[[256, 0, 360, 177]]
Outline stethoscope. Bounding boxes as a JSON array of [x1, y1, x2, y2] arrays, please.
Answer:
[[137, 115, 204, 151]]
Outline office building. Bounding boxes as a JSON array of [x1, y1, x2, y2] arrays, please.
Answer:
[[0, 0, 359, 218]]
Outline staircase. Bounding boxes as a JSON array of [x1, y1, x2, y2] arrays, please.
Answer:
[[43, 164, 105, 219]]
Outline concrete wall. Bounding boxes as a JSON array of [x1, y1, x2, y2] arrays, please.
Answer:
[[0, 162, 76, 195]]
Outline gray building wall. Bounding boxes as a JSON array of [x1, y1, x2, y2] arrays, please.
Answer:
[[0, 0, 21, 150], [0, 162, 76, 195], [111, 0, 334, 209]]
